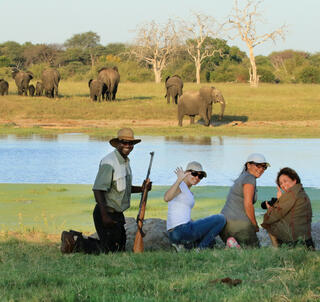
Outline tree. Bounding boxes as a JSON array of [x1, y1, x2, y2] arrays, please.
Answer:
[[23, 43, 62, 66], [179, 13, 225, 84], [229, 0, 287, 87], [0, 41, 25, 68], [130, 20, 179, 83], [64, 32, 101, 67]]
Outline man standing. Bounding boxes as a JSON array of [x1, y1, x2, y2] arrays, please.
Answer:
[[61, 128, 151, 254]]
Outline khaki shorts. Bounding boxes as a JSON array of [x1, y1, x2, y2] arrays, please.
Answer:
[[220, 219, 260, 248]]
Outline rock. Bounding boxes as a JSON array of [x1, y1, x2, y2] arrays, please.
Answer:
[[311, 221, 320, 250], [90, 218, 320, 251], [125, 217, 171, 251]]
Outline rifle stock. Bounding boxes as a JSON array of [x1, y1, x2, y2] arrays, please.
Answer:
[[133, 152, 154, 253]]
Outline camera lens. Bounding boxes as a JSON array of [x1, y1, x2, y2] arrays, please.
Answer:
[[261, 201, 267, 209]]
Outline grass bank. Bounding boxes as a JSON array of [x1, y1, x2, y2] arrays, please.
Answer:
[[0, 238, 319, 302], [1, 183, 320, 301], [1, 82, 320, 138], [1, 184, 319, 234]]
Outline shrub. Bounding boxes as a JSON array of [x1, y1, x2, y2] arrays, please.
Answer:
[[297, 66, 320, 83], [58, 62, 90, 80], [0, 67, 12, 79], [257, 68, 276, 83], [28, 63, 50, 80], [178, 63, 196, 82], [210, 64, 248, 83], [0, 56, 11, 67]]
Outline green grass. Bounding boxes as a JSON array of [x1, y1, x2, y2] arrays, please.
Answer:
[[1, 184, 319, 234], [1, 81, 320, 137], [0, 240, 319, 302], [0, 183, 320, 301]]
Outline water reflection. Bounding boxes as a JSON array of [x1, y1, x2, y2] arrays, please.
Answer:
[[164, 136, 223, 145], [0, 134, 319, 188]]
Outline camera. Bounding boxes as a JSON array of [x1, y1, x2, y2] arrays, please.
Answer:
[[261, 197, 277, 210]]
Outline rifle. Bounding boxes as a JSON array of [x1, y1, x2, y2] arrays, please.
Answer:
[[133, 152, 155, 253]]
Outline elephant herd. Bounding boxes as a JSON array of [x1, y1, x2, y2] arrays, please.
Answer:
[[9, 68, 60, 98], [165, 75, 226, 127], [88, 66, 120, 102], [2, 67, 226, 127]]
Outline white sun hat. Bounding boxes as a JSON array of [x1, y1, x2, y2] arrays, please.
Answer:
[[246, 153, 270, 167]]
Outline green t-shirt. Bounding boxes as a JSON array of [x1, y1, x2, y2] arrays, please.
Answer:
[[93, 150, 132, 212], [221, 171, 257, 222]]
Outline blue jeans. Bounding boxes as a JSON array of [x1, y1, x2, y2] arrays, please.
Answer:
[[168, 214, 226, 249]]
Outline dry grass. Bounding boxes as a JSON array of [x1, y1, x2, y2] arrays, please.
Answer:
[[1, 81, 320, 137]]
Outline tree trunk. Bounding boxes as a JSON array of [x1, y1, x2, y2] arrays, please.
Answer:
[[248, 46, 258, 87], [90, 52, 95, 68], [196, 48, 201, 84], [196, 61, 201, 84], [153, 65, 162, 83]]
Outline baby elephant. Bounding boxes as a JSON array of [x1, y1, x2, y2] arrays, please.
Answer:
[[28, 84, 35, 97], [178, 87, 226, 127], [35, 81, 43, 96], [0, 79, 9, 95], [88, 79, 107, 102]]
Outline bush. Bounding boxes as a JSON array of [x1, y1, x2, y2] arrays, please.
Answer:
[[297, 66, 320, 83], [28, 63, 50, 80], [0, 56, 11, 67], [0, 67, 12, 79], [58, 62, 91, 80], [257, 68, 276, 83], [210, 64, 248, 83], [177, 63, 195, 82]]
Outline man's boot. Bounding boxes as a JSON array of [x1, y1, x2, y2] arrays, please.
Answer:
[[60, 231, 76, 254]]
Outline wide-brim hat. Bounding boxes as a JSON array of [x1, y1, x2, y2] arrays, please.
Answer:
[[185, 161, 207, 177], [109, 128, 141, 147], [246, 153, 270, 167]]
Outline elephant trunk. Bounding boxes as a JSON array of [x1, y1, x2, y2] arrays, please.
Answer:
[[219, 100, 225, 120], [206, 104, 213, 126]]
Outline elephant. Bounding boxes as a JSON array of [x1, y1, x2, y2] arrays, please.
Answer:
[[97, 66, 120, 101], [12, 69, 33, 96], [35, 81, 43, 96], [88, 79, 107, 102], [41, 68, 60, 98], [28, 84, 35, 97], [165, 75, 183, 104], [178, 87, 226, 127], [0, 79, 9, 95]]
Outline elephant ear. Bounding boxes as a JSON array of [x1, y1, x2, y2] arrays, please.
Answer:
[[11, 68, 19, 79], [199, 87, 214, 104], [26, 71, 34, 80], [212, 88, 225, 104]]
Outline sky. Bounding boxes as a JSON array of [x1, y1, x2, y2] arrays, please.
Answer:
[[1, 0, 319, 56]]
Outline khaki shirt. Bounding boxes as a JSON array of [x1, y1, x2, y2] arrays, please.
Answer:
[[93, 150, 132, 212], [261, 183, 312, 242]]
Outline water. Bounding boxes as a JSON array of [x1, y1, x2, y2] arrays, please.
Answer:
[[0, 134, 319, 188]]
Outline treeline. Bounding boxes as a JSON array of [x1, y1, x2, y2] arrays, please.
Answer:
[[1, 34, 320, 84]]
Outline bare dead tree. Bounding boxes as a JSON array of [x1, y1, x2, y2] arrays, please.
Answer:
[[130, 19, 179, 83], [180, 12, 225, 84], [229, 0, 287, 87]]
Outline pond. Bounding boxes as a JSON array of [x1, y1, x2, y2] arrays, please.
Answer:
[[0, 134, 319, 188]]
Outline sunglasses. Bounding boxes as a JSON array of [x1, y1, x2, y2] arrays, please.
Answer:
[[188, 170, 205, 179], [249, 162, 268, 170], [119, 140, 135, 146]]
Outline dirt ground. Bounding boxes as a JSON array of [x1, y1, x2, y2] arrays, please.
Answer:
[[1, 118, 320, 129]]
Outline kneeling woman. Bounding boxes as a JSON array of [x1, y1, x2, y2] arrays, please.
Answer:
[[220, 153, 270, 247], [164, 161, 226, 250], [261, 167, 314, 249]]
